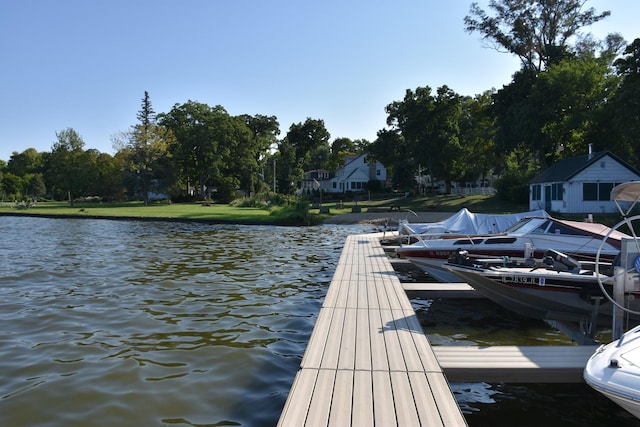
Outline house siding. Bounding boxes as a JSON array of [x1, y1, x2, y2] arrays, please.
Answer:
[[529, 153, 640, 214], [328, 154, 387, 193]]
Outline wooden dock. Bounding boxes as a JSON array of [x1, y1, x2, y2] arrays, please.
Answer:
[[277, 233, 466, 426], [278, 232, 598, 426]]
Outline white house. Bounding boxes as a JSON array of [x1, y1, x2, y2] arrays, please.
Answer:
[[300, 154, 387, 194], [529, 149, 640, 214], [300, 169, 333, 194], [328, 154, 387, 193]]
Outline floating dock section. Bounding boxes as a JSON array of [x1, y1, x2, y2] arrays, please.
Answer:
[[278, 232, 597, 426], [277, 233, 466, 426]]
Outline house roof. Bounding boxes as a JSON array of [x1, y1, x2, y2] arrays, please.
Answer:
[[530, 150, 640, 184]]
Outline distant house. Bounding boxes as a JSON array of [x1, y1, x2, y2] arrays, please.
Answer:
[[329, 154, 387, 193], [300, 154, 387, 194], [529, 149, 640, 214], [300, 169, 334, 194]]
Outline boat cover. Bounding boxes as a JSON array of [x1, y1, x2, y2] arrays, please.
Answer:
[[611, 181, 640, 202], [400, 208, 549, 236]]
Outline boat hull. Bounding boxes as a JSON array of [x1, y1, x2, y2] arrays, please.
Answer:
[[443, 263, 640, 325], [584, 327, 640, 420]]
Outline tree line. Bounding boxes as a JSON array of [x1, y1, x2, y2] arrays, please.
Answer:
[[2, 0, 639, 205], [368, 1, 640, 202]]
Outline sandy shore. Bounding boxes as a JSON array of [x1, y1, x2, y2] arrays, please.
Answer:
[[323, 211, 454, 225]]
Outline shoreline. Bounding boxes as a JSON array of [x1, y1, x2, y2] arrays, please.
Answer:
[[0, 210, 454, 226], [322, 211, 454, 225]]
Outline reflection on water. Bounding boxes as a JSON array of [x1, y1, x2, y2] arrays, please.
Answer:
[[0, 216, 366, 426]]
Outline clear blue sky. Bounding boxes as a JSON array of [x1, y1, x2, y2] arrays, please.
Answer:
[[1, 0, 638, 162]]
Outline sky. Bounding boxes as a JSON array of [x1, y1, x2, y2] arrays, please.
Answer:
[[1, 0, 638, 163]]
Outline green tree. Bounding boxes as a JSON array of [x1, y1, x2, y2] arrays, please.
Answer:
[[7, 148, 43, 176], [382, 85, 465, 193], [459, 91, 498, 184], [327, 137, 356, 171], [464, 0, 610, 72], [45, 128, 86, 204], [531, 55, 615, 165], [23, 173, 46, 200], [276, 118, 330, 194], [240, 114, 280, 195], [609, 38, 640, 168], [120, 92, 174, 205], [1, 173, 23, 199], [160, 101, 254, 201], [368, 129, 415, 190], [160, 101, 220, 199], [90, 152, 126, 201]]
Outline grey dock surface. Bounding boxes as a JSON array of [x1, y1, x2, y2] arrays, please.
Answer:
[[277, 233, 467, 426]]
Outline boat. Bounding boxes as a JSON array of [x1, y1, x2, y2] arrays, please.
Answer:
[[584, 325, 640, 420], [441, 248, 640, 327], [398, 207, 549, 238], [396, 215, 628, 283], [583, 181, 640, 419]]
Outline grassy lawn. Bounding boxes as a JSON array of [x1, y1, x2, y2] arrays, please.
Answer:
[[0, 200, 285, 224], [4, 194, 618, 225]]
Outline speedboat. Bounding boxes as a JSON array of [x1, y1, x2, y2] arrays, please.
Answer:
[[396, 216, 628, 282], [398, 207, 549, 238], [584, 324, 640, 420], [583, 182, 640, 418], [442, 248, 640, 326]]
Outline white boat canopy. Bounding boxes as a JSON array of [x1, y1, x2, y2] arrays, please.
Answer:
[[400, 208, 549, 236], [611, 181, 640, 217]]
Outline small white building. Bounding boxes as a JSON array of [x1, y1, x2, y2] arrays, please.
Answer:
[[529, 150, 640, 214]]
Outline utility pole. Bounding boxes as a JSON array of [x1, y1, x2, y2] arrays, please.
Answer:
[[273, 158, 276, 193]]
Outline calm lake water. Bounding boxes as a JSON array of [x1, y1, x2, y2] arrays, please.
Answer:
[[0, 216, 637, 426]]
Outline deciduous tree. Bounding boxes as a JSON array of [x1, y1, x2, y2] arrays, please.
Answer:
[[464, 0, 610, 72]]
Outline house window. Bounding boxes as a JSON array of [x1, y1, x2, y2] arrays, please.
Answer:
[[376, 170, 380, 176], [583, 182, 618, 201], [551, 183, 563, 200], [332, 182, 336, 189], [583, 183, 597, 200], [531, 185, 541, 201]]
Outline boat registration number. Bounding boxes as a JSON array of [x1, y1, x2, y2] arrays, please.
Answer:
[[502, 276, 545, 286]]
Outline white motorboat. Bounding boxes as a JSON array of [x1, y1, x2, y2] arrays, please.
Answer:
[[583, 181, 640, 419], [397, 215, 628, 282], [584, 324, 640, 420]]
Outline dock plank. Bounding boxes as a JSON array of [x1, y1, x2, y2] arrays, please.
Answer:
[[391, 371, 422, 426], [353, 370, 374, 426], [305, 369, 335, 427], [329, 370, 354, 425]]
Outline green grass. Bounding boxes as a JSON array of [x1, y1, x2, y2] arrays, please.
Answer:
[[4, 194, 623, 226], [0, 200, 297, 224]]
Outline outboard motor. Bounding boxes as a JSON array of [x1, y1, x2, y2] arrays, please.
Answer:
[[449, 248, 470, 265], [544, 249, 580, 272]]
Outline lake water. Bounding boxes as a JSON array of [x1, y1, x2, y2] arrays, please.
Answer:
[[0, 216, 637, 426]]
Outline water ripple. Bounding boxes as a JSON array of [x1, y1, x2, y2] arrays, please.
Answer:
[[0, 217, 366, 426]]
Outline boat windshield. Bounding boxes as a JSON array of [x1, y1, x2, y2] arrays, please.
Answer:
[[502, 217, 593, 237], [502, 217, 548, 234]]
